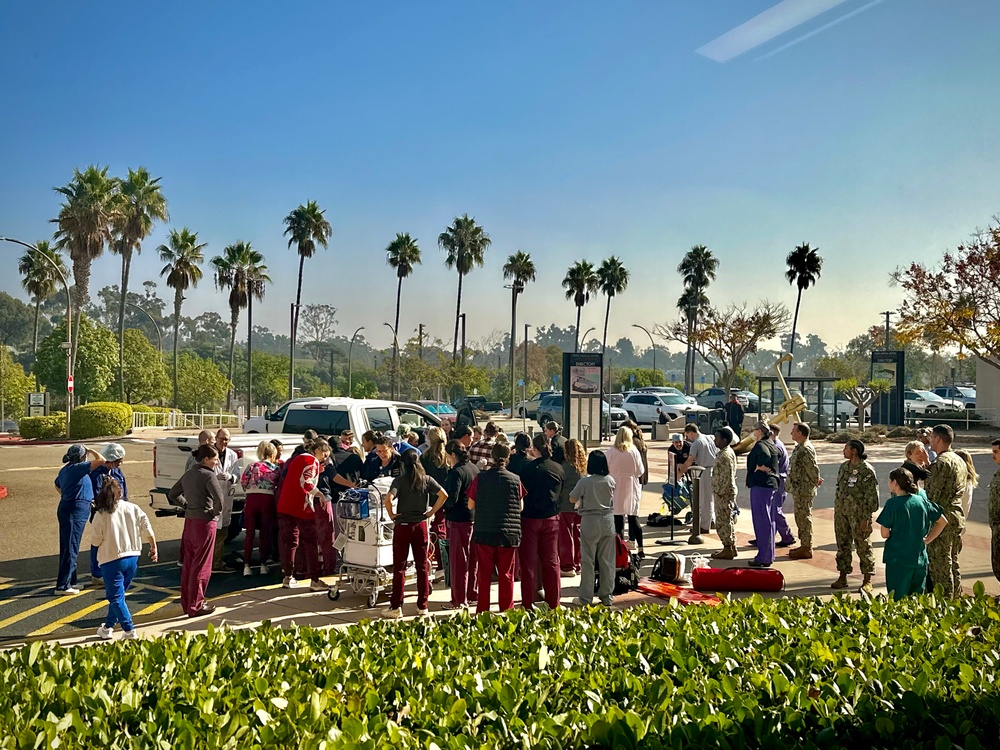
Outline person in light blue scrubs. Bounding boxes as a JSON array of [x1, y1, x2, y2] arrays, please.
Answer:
[[54, 444, 106, 594]]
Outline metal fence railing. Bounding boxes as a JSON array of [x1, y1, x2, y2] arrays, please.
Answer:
[[902, 408, 997, 430], [131, 411, 240, 430]]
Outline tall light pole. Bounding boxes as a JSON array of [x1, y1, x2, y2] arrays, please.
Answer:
[[1, 237, 73, 436], [459, 313, 467, 367], [504, 282, 523, 418], [632, 324, 656, 378], [125, 302, 162, 354], [523, 323, 531, 431], [383, 322, 399, 399], [347, 326, 365, 398], [580, 327, 595, 351]]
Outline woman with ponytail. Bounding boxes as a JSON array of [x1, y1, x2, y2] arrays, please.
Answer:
[[878, 467, 948, 598]]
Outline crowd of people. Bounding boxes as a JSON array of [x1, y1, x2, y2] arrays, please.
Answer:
[[54, 415, 1000, 639]]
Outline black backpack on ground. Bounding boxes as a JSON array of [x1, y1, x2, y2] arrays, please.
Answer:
[[650, 552, 684, 583]]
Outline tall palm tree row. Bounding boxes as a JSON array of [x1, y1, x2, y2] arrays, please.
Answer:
[[385, 232, 422, 400], [438, 215, 491, 364], [561, 260, 599, 352], [283, 201, 332, 399], [158, 228, 206, 407], [111, 167, 168, 401], [676, 245, 718, 393], [503, 251, 536, 417], [784, 242, 823, 376], [212, 242, 270, 411], [51, 165, 119, 382], [17, 241, 67, 387], [597, 256, 630, 355]]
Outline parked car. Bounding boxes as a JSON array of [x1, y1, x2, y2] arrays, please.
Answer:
[[513, 390, 556, 418], [243, 397, 442, 436], [608, 393, 625, 408], [536, 394, 627, 432], [633, 386, 697, 405], [817, 397, 868, 425], [621, 393, 709, 425], [1, 419, 17, 434], [931, 386, 976, 409], [695, 387, 748, 409], [415, 400, 458, 417], [903, 389, 964, 414], [452, 395, 488, 412]]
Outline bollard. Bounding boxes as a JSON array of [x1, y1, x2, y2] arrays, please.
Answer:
[[687, 465, 706, 545]]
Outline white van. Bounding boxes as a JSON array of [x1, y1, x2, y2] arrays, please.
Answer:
[[242, 397, 443, 437]]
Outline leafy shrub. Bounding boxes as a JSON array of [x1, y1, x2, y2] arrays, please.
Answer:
[[69, 402, 133, 439], [17, 413, 66, 440], [887, 426, 917, 438], [1, 593, 999, 747]]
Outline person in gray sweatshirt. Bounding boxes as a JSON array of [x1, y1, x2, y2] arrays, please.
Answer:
[[570, 451, 617, 607]]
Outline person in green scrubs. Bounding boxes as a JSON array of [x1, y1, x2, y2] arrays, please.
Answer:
[[877, 468, 949, 598]]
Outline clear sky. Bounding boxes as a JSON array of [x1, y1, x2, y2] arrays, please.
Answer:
[[1, 0, 998, 355]]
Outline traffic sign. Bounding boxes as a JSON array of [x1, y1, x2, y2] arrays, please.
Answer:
[[67, 376, 74, 393], [517, 378, 524, 387], [629, 374, 635, 383], [700, 375, 705, 384]]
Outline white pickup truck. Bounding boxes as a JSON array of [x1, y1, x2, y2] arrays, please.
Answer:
[[148, 398, 448, 520]]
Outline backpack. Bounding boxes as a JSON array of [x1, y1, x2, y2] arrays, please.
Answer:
[[650, 552, 684, 583], [614, 535, 631, 570], [597, 547, 641, 595]]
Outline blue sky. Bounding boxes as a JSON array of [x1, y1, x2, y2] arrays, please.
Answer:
[[1, 0, 998, 355]]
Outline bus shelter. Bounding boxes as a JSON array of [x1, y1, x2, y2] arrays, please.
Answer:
[[755, 376, 847, 431]]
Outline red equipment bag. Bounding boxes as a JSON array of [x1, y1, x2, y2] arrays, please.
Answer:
[[637, 578, 722, 606], [614, 535, 631, 570], [691, 566, 785, 592]]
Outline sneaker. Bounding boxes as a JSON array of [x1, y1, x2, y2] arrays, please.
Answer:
[[560, 569, 576, 578], [176, 560, 183, 567], [243, 565, 253, 577], [776, 539, 795, 549], [96, 625, 114, 640], [747, 559, 771, 568], [55, 587, 81, 596], [572, 597, 591, 607], [748, 539, 758, 548], [90, 577, 104, 588], [122, 629, 138, 640], [282, 576, 298, 589], [383, 608, 402, 619], [441, 602, 466, 610], [417, 608, 429, 617], [259, 563, 269, 575], [212, 564, 237, 574], [309, 580, 329, 592], [189, 604, 217, 618]]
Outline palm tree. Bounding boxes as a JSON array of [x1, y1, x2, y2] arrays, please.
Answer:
[[597, 256, 630, 354], [111, 167, 168, 401], [784, 243, 823, 376], [677, 245, 718, 393], [158, 229, 206, 407], [212, 242, 269, 411], [51, 165, 119, 381], [385, 232, 422, 399], [562, 260, 599, 352], [283, 201, 332, 399], [438, 214, 491, 363], [18, 241, 67, 388], [503, 251, 537, 417]]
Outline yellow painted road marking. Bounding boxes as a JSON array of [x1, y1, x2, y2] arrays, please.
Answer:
[[0, 460, 153, 473], [28, 599, 109, 637], [132, 582, 177, 596], [134, 596, 180, 618], [0, 592, 95, 631], [0, 585, 52, 604]]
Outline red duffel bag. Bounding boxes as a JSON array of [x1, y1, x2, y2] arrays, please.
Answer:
[[691, 566, 784, 592]]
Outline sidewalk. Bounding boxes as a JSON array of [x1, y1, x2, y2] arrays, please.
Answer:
[[11, 436, 997, 650]]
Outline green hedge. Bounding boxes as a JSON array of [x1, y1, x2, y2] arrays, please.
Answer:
[[69, 402, 133, 439], [17, 413, 66, 440], [1, 591, 999, 748]]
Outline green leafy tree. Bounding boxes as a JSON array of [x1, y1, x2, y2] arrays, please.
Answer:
[[562, 261, 599, 352], [834, 377, 892, 426], [112, 329, 170, 404], [233, 351, 289, 408], [597, 256, 630, 355], [111, 168, 168, 401], [17, 241, 65, 378], [0, 292, 35, 354], [351, 377, 379, 399], [784, 243, 823, 376], [677, 245, 718, 393], [173, 352, 231, 412], [283, 200, 333, 398], [439, 215, 491, 363], [36, 317, 117, 403], [386, 232, 422, 398], [51, 165, 119, 381], [158, 228, 206, 407], [0, 345, 33, 421], [503, 251, 536, 417]]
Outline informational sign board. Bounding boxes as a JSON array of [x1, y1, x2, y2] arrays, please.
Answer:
[[25, 392, 48, 417], [870, 350, 905, 426], [562, 352, 603, 447]]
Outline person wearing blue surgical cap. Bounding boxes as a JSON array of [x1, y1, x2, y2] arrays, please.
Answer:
[[54, 445, 107, 595]]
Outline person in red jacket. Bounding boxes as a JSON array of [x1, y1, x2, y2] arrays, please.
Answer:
[[276, 436, 332, 591]]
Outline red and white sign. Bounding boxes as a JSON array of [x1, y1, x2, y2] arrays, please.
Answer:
[[67, 376, 74, 393]]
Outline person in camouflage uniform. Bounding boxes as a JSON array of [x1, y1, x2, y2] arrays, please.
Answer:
[[710, 428, 739, 559], [990, 440, 1000, 584], [832, 439, 879, 593], [787, 422, 822, 560], [925, 425, 968, 598]]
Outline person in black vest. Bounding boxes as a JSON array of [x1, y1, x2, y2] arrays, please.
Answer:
[[468, 443, 525, 613], [507, 433, 532, 476], [443, 440, 480, 609], [519, 434, 565, 610]]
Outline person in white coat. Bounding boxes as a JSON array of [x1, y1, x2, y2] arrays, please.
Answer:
[[606, 426, 646, 558]]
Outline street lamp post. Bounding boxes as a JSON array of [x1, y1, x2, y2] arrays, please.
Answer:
[[125, 302, 163, 354], [383, 322, 399, 400], [632, 324, 657, 378], [347, 326, 365, 398], [580, 327, 595, 351], [1, 237, 73, 436]]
